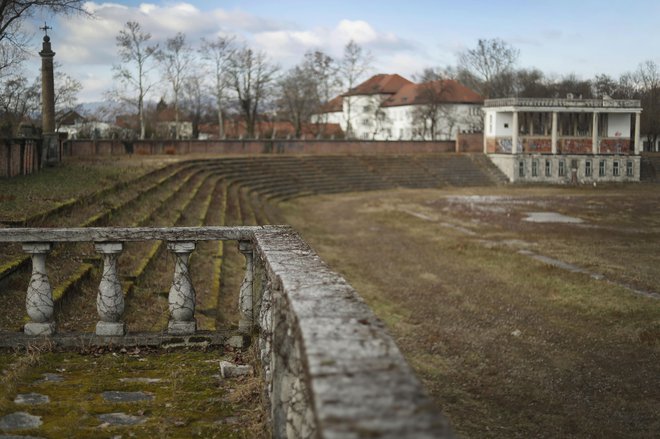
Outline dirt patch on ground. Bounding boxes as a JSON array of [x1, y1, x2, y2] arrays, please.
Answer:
[[278, 184, 660, 438]]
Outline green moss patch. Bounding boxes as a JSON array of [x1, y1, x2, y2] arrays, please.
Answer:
[[0, 349, 265, 438]]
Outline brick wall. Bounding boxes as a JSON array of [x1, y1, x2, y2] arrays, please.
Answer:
[[0, 139, 40, 178], [455, 133, 484, 153], [65, 139, 456, 157]]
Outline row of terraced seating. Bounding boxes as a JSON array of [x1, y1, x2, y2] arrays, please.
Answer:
[[205, 153, 503, 201]]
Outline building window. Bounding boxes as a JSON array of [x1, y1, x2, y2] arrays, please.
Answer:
[[362, 132, 370, 140], [613, 160, 620, 176], [558, 160, 565, 177], [626, 160, 634, 177], [362, 118, 371, 126], [585, 160, 592, 177], [518, 160, 525, 177], [545, 160, 551, 177], [532, 159, 538, 177], [599, 160, 606, 177]]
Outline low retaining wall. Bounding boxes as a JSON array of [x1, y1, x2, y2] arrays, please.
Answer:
[[1, 138, 40, 178], [253, 226, 452, 438], [64, 139, 456, 156]]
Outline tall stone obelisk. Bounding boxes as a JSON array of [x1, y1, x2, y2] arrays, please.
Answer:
[[39, 23, 58, 165]]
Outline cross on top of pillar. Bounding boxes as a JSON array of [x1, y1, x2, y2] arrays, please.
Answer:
[[40, 22, 52, 37]]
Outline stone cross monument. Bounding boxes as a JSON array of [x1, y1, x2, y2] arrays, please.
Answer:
[[39, 23, 58, 165]]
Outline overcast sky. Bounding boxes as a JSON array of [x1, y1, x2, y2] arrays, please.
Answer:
[[22, 0, 660, 103]]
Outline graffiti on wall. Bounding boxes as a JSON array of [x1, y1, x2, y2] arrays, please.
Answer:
[[599, 138, 631, 154], [560, 138, 592, 154], [523, 137, 552, 153], [496, 138, 522, 153]]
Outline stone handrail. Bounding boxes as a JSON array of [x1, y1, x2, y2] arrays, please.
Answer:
[[484, 97, 641, 109], [0, 225, 453, 438]]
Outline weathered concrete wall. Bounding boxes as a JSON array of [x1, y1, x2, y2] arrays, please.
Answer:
[[64, 139, 456, 157], [488, 153, 640, 183], [1, 139, 40, 178], [253, 226, 453, 439]]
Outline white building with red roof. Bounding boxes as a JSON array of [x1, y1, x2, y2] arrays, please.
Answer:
[[313, 73, 483, 140]]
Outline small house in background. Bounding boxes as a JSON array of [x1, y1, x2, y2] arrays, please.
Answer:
[[483, 97, 643, 183]]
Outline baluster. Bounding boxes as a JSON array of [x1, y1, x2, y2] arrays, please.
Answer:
[[23, 242, 55, 335], [94, 242, 125, 336], [167, 241, 197, 334], [238, 240, 254, 333]]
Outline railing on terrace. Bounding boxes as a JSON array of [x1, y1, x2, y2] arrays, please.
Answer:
[[0, 225, 452, 438], [484, 97, 641, 109]]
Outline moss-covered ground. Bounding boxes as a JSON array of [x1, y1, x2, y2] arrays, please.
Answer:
[[0, 347, 265, 438]]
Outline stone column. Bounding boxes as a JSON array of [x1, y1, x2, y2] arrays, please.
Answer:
[[592, 112, 599, 154], [23, 243, 55, 335], [634, 112, 642, 154], [551, 112, 558, 154], [39, 34, 58, 166], [95, 242, 125, 336], [167, 242, 197, 334], [511, 111, 519, 154], [238, 240, 254, 333]]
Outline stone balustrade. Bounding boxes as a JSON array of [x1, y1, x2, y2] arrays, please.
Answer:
[[484, 97, 641, 109], [0, 225, 453, 438]]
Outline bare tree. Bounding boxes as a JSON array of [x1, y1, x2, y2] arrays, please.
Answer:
[[339, 40, 372, 138], [457, 38, 519, 98], [304, 50, 340, 134], [410, 74, 456, 140], [53, 67, 82, 130], [181, 66, 209, 139], [278, 64, 319, 138], [157, 32, 194, 139], [111, 21, 159, 139], [200, 36, 234, 139], [634, 60, 660, 151], [225, 46, 278, 138], [0, 0, 89, 78], [0, 74, 39, 136]]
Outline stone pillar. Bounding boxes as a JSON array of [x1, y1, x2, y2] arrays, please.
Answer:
[[238, 240, 254, 333], [23, 243, 55, 335], [40, 35, 55, 134], [551, 112, 558, 154], [167, 242, 197, 334], [634, 112, 642, 154], [592, 112, 599, 154], [95, 242, 125, 336], [511, 111, 519, 154], [39, 33, 58, 166]]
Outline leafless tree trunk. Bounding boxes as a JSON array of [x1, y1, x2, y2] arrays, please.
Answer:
[[457, 38, 519, 98], [339, 40, 372, 138], [225, 46, 278, 138], [157, 32, 193, 139], [111, 21, 159, 140], [200, 36, 234, 139]]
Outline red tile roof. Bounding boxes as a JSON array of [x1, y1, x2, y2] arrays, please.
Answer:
[[344, 74, 413, 96], [318, 95, 343, 113], [383, 80, 483, 107]]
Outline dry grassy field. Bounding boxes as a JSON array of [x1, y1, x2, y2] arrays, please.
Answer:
[[0, 157, 658, 438], [278, 184, 660, 438]]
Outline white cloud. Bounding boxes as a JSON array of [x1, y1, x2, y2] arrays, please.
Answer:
[[44, 3, 423, 102]]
